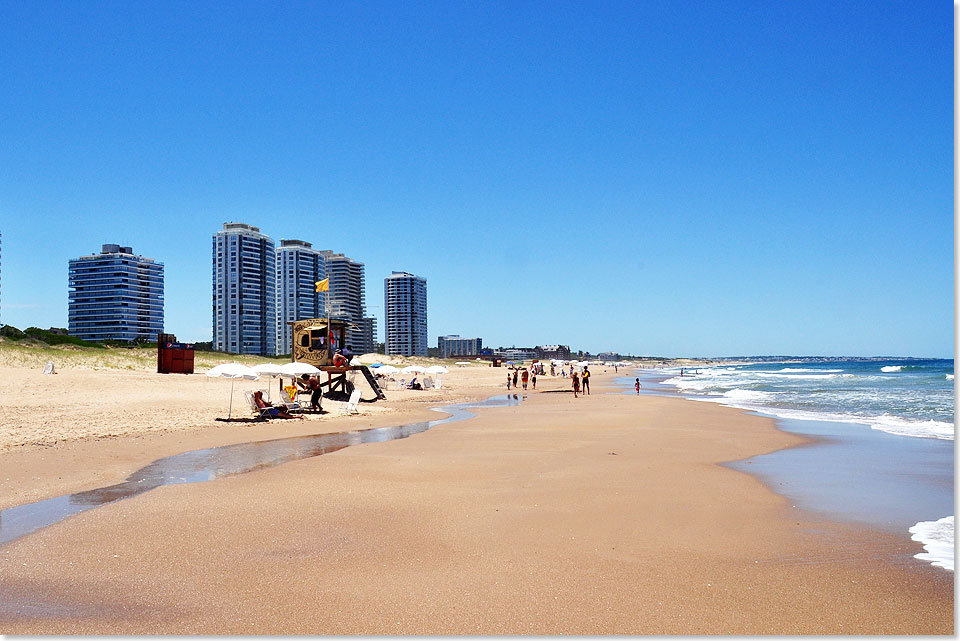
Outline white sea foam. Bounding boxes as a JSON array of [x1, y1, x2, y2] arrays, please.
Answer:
[[777, 368, 844, 373], [947, 374, 955, 380], [685, 395, 955, 440], [755, 372, 842, 380], [909, 516, 954, 571], [881, 365, 902, 372], [722, 388, 776, 402]]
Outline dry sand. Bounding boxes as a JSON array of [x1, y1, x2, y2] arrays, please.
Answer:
[[0, 359, 953, 634]]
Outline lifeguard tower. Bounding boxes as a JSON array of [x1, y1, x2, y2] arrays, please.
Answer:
[[289, 318, 386, 401]]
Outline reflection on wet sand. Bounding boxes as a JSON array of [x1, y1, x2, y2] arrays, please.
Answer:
[[0, 394, 523, 547]]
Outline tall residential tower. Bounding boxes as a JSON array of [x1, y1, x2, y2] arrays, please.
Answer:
[[384, 271, 427, 356], [276, 239, 326, 354], [212, 223, 277, 355], [319, 251, 375, 355], [68, 244, 164, 342]]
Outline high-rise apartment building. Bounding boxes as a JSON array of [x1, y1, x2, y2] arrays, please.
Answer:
[[319, 251, 374, 355], [384, 271, 427, 356], [438, 335, 482, 358], [68, 244, 164, 342], [212, 223, 277, 355], [276, 239, 326, 355]]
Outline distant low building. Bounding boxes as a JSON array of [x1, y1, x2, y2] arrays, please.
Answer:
[[498, 347, 537, 360], [536, 344, 572, 360], [438, 335, 482, 358], [597, 351, 622, 361]]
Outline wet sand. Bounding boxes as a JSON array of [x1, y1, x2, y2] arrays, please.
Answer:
[[0, 365, 953, 634]]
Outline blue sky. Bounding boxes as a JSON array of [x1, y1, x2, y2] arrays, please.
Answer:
[[0, 0, 952, 357]]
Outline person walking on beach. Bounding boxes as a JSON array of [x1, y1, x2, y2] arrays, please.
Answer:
[[571, 371, 580, 398], [581, 366, 591, 395], [521, 368, 529, 390], [635, 378, 641, 394], [513, 369, 519, 389], [531, 371, 537, 389], [506, 371, 512, 390]]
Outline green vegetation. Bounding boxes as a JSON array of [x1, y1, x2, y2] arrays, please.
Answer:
[[23, 327, 106, 348]]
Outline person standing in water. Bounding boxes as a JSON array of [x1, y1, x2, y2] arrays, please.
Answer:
[[635, 378, 641, 394]]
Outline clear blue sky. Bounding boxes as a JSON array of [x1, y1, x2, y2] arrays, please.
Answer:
[[0, 0, 952, 357]]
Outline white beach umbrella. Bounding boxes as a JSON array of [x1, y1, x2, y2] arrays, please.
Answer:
[[251, 363, 286, 377], [401, 365, 425, 374], [206, 363, 260, 379], [426, 365, 448, 375], [251, 364, 290, 400], [279, 362, 322, 376], [205, 363, 260, 419], [377, 365, 399, 374]]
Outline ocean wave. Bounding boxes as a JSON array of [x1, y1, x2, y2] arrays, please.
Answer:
[[776, 368, 844, 373], [685, 396, 955, 441], [909, 516, 954, 571], [755, 372, 843, 380], [881, 365, 902, 373], [947, 374, 955, 380], [722, 389, 776, 402]]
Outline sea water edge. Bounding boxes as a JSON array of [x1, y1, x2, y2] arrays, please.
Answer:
[[620, 358, 955, 572]]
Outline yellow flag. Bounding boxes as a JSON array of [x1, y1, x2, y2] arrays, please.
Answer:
[[315, 278, 329, 292]]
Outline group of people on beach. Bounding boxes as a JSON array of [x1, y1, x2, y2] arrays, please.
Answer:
[[503, 362, 645, 398], [506, 367, 536, 391], [570, 366, 591, 398]]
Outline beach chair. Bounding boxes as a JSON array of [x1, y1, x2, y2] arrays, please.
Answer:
[[245, 391, 273, 420], [339, 389, 362, 415], [422, 376, 434, 389], [279, 388, 304, 413]]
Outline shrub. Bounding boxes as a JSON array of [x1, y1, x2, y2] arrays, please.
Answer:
[[1, 325, 25, 340], [24, 327, 106, 349]]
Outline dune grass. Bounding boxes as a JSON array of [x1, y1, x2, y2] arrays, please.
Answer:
[[0, 337, 288, 372]]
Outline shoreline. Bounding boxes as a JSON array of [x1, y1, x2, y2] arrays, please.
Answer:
[[0, 364, 952, 633], [628, 366, 954, 570]]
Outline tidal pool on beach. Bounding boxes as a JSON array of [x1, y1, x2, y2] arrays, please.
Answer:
[[0, 394, 525, 548]]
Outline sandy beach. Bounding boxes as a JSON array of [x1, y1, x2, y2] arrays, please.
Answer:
[[0, 353, 953, 634]]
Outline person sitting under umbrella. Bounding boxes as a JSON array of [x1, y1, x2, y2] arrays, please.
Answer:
[[253, 390, 302, 419]]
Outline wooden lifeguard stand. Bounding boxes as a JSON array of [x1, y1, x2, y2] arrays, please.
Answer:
[[289, 318, 386, 401]]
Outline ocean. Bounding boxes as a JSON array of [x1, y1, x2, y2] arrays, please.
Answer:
[[624, 358, 955, 572]]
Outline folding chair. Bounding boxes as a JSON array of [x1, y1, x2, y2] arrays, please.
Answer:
[[279, 387, 305, 413], [245, 391, 273, 420], [339, 389, 362, 415]]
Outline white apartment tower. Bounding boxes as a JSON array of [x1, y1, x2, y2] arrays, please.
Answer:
[[319, 251, 374, 355], [384, 271, 428, 356], [212, 223, 277, 355], [276, 239, 326, 354]]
